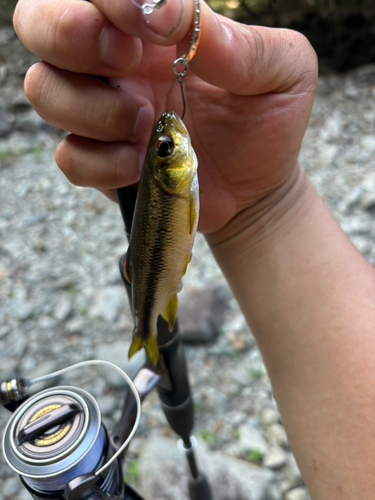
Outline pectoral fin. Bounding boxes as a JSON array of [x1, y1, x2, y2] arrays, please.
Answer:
[[161, 294, 178, 332], [182, 254, 192, 276], [124, 255, 131, 283], [189, 193, 199, 235]]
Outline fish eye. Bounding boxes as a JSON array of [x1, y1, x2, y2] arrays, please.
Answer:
[[156, 136, 174, 158]]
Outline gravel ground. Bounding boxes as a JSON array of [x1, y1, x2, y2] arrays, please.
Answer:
[[1, 26, 375, 500]]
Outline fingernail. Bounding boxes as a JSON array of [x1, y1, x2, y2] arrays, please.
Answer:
[[100, 26, 137, 70], [133, 106, 154, 141], [143, 0, 184, 37]]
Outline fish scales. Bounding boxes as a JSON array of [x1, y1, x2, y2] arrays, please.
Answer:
[[126, 111, 199, 365]]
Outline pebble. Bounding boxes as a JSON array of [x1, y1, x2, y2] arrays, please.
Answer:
[[54, 294, 73, 321], [263, 446, 287, 470], [3, 477, 20, 496], [261, 407, 281, 427], [138, 437, 275, 500], [285, 487, 311, 500], [266, 423, 289, 449], [9, 300, 34, 321], [232, 421, 268, 457], [89, 286, 127, 322], [282, 453, 304, 491]]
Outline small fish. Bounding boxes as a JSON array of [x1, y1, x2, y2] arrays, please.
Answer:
[[125, 111, 199, 365]]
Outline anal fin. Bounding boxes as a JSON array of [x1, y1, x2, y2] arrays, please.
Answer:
[[161, 294, 178, 332]]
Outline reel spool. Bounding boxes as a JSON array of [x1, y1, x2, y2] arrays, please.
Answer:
[[1, 361, 142, 500], [3, 386, 120, 499]]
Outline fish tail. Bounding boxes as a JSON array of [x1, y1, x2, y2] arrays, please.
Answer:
[[145, 334, 159, 366], [128, 330, 159, 366]]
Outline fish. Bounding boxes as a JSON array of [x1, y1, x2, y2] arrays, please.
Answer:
[[125, 110, 199, 366]]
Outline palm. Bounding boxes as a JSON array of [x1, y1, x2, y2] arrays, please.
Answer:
[[115, 42, 313, 234]]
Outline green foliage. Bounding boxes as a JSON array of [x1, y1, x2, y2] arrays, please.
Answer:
[[201, 429, 220, 448], [124, 460, 140, 485], [250, 367, 263, 380], [247, 447, 263, 463]]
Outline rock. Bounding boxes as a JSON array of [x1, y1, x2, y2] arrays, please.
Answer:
[[351, 64, 375, 84], [263, 446, 287, 470], [54, 294, 73, 321], [38, 316, 57, 329], [65, 317, 87, 334], [0, 103, 12, 137], [282, 453, 304, 491], [138, 437, 275, 500], [266, 423, 289, 449], [89, 286, 127, 322], [96, 394, 117, 416], [360, 135, 375, 156], [261, 407, 280, 427], [95, 339, 145, 387], [3, 476, 20, 497], [6, 332, 27, 357], [9, 299, 34, 321], [179, 284, 231, 343], [15, 108, 53, 133], [230, 364, 254, 386], [196, 386, 226, 412], [229, 422, 268, 458], [285, 486, 311, 500]]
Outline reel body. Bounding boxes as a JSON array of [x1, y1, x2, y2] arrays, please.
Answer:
[[3, 385, 123, 500]]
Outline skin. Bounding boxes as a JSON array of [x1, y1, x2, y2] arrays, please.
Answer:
[[13, 0, 375, 498]]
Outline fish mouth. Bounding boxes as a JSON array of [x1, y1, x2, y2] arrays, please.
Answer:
[[159, 111, 187, 136]]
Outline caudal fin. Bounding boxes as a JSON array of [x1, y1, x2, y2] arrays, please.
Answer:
[[128, 332, 159, 366]]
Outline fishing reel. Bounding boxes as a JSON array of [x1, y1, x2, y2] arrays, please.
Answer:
[[1, 360, 151, 500]]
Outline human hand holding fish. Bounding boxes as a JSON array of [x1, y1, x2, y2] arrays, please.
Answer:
[[14, 0, 317, 237]]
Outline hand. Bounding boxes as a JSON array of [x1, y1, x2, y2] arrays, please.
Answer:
[[13, 0, 318, 234]]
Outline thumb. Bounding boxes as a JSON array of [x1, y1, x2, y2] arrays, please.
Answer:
[[180, 4, 318, 95]]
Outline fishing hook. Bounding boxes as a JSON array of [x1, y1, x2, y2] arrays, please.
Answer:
[[173, 0, 201, 119]]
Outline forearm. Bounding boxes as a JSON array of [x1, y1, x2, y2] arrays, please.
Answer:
[[207, 165, 375, 500]]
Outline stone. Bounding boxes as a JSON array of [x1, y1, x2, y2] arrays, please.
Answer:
[[179, 285, 231, 343], [65, 317, 87, 334], [285, 486, 311, 500], [230, 364, 254, 386], [89, 286, 127, 322], [95, 339, 145, 388], [3, 476, 21, 496], [266, 423, 289, 449], [263, 446, 287, 470], [96, 394, 117, 416], [282, 453, 304, 491], [0, 103, 12, 137], [54, 294, 73, 321], [261, 407, 280, 427], [9, 299, 34, 321], [234, 422, 268, 457], [138, 437, 275, 500]]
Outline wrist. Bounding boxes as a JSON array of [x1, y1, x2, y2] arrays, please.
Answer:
[[205, 163, 315, 260]]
